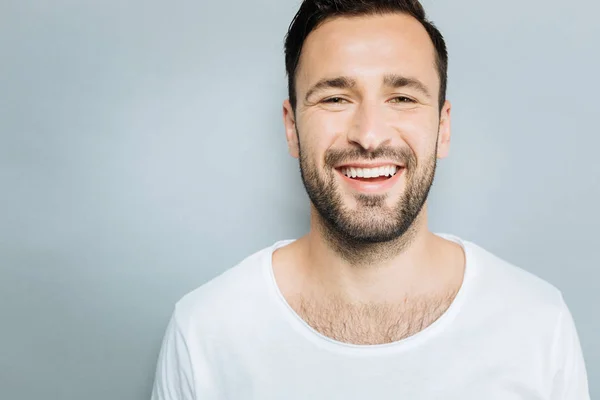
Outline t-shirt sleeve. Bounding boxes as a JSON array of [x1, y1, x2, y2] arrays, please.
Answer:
[[151, 310, 196, 400], [550, 296, 590, 400]]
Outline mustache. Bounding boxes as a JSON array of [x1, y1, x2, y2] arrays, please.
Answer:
[[324, 146, 417, 169]]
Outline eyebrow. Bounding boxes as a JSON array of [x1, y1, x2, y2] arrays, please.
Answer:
[[382, 74, 432, 99], [304, 76, 357, 103], [304, 74, 432, 102]]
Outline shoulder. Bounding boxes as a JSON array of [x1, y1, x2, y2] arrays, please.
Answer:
[[171, 240, 293, 335], [464, 238, 563, 304], [460, 237, 568, 327]]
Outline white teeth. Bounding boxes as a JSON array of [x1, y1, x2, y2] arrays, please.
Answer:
[[341, 165, 399, 179]]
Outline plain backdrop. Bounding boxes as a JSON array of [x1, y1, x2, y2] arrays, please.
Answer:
[[0, 0, 598, 398]]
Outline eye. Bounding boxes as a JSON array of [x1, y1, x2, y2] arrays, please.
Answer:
[[322, 97, 349, 104], [389, 96, 416, 104]]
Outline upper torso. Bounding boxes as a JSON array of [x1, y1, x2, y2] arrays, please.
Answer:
[[151, 233, 590, 400]]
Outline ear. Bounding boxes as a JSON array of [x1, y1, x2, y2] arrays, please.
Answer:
[[436, 100, 452, 159], [283, 99, 300, 159]]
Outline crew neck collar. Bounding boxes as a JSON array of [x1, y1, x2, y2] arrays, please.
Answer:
[[263, 233, 476, 356]]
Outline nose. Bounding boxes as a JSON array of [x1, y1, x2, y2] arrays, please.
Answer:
[[346, 100, 392, 151]]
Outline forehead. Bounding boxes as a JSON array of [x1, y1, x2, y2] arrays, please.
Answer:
[[297, 13, 439, 91]]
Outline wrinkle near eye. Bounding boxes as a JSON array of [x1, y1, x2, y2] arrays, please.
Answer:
[[303, 98, 320, 108]]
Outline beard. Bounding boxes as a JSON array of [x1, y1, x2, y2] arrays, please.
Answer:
[[298, 135, 438, 262]]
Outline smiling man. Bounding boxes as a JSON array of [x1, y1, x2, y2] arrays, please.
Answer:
[[151, 1, 590, 399]]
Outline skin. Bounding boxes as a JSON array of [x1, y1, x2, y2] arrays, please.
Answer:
[[273, 13, 466, 343]]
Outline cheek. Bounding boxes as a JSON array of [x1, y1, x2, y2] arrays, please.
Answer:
[[304, 110, 350, 141], [392, 111, 439, 152], [300, 111, 349, 160]]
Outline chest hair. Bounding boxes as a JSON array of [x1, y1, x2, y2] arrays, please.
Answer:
[[290, 291, 458, 345]]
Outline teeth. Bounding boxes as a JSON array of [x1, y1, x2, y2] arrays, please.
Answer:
[[341, 165, 399, 179]]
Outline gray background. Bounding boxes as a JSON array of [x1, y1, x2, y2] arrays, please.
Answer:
[[0, 0, 597, 398]]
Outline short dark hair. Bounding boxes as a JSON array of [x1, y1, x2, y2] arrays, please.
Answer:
[[284, 0, 448, 112]]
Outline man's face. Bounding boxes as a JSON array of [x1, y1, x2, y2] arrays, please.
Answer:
[[283, 13, 451, 243]]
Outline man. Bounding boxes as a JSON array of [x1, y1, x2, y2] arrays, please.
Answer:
[[151, 0, 590, 398]]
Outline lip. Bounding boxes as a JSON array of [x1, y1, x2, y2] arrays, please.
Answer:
[[336, 166, 405, 194], [335, 161, 404, 169]]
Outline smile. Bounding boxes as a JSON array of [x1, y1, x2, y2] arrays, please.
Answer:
[[340, 165, 399, 180], [335, 164, 405, 193]]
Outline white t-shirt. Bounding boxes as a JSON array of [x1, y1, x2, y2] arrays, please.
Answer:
[[151, 234, 590, 399]]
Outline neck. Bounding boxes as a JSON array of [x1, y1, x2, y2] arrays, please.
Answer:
[[298, 205, 449, 304]]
